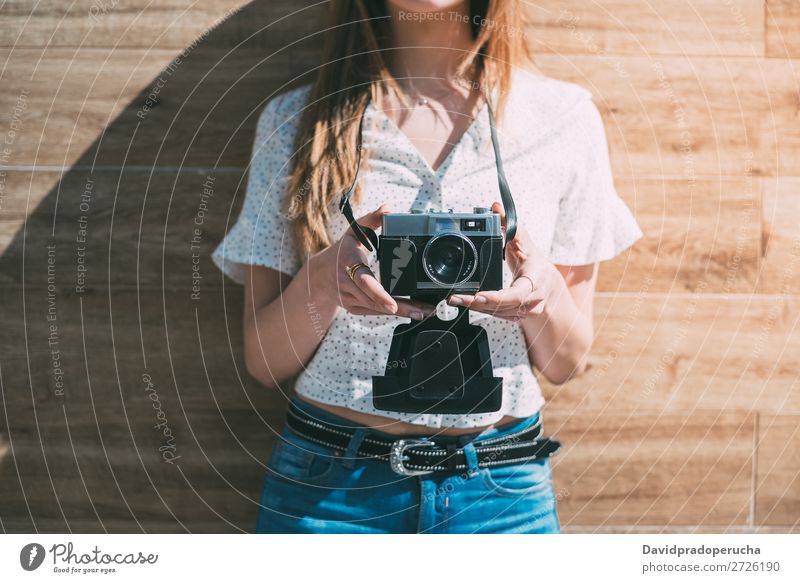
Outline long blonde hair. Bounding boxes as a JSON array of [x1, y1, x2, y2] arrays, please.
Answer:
[[287, 0, 532, 259]]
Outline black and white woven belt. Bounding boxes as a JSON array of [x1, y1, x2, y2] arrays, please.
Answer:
[[285, 401, 561, 477]]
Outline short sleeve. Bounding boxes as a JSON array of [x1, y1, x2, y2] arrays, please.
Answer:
[[548, 99, 643, 266], [211, 92, 304, 283]]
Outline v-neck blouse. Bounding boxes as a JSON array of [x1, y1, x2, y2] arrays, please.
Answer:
[[371, 94, 489, 176], [212, 68, 644, 429]]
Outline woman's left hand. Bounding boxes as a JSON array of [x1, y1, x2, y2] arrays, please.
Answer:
[[447, 201, 560, 322]]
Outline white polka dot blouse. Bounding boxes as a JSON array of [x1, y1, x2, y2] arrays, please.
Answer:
[[212, 68, 644, 429]]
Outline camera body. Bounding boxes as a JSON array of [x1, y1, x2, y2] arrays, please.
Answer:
[[378, 207, 504, 299], [339, 101, 515, 414]]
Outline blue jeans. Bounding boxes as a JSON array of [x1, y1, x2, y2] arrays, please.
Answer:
[[255, 398, 561, 534]]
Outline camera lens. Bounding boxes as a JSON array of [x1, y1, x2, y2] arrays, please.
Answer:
[[422, 233, 478, 287]]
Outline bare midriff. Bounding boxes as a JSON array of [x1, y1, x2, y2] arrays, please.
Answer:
[[296, 394, 521, 436]]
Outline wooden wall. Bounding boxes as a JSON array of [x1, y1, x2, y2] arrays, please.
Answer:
[[0, 0, 797, 533]]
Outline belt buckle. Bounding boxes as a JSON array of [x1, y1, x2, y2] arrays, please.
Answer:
[[389, 439, 436, 476]]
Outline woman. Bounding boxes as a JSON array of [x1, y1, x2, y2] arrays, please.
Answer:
[[213, 0, 642, 533]]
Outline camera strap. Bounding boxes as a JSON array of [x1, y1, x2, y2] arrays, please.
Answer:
[[338, 101, 379, 252], [337, 95, 517, 255], [486, 102, 517, 250]]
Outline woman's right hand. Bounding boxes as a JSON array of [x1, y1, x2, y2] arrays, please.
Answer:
[[308, 205, 436, 320]]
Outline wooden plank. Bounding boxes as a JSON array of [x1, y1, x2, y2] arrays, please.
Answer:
[[0, 0, 326, 50], [602, 177, 762, 293], [0, 516, 253, 534], [0, 399, 288, 532], [0, 1, 247, 48], [756, 414, 800, 526], [0, 286, 274, 408], [1, 0, 766, 58], [0, 48, 177, 168], [564, 525, 800, 533], [0, 47, 312, 169], [541, 295, 800, 413], [535, 55, 800, 177], [0, 334, 269, 408], [766, 0, 800, 57], [527, 0, 764, 57], [0, 517, 251, 534], [547, 412, 755, 526], [759, 177, 800, 295], [0, 169, 248, 289]]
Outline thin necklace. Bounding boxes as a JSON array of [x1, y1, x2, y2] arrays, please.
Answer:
[[404, 68, 481, 109], [404, 78, 458, 108]]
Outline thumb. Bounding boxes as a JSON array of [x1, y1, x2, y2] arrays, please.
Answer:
[[356, 204, 389, 230]]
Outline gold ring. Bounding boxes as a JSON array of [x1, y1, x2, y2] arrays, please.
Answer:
[[345, 262, 371, 282]]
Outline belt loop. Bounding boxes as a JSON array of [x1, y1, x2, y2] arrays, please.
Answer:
[[342, 428, 367, 469], [460, 440, 480, 479]]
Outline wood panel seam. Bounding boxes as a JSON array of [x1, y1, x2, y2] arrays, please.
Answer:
[[750, 410, 759, 527]]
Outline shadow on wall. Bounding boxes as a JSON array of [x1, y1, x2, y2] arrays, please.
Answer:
[[0, 1, 327, 532]]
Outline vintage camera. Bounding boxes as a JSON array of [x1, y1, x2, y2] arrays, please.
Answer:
[[337, 99, 515, 414], [377, 207, 503, 300], [369, 207, 506, 414]]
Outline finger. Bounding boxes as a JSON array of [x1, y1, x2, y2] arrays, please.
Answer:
[[499, 291, 547, 318], [506, 240, 528, 265], [355, 204, 390, 230], [345, 284, 437, 317], [529, 300, 545, 315], [347, 306, 386, 316], [394, 299, 436, 320], [446, 294, 506, 317], [456, 297, 544, 320], [343, 279, 399, 316], [493, 297, 545, 317], [349, 295, 435, 320], [341, 287, 382, 312], [466, 285, 531, 309], [352, 267, 398, 313], [446, 293, 483, 309], [479, 276, 536, 300], [346, 296, 435, 320], [392, 297, 437, 315], [400, 298, 438, 312], [447, 292, 507, 310], [511, 274, 536, 293]]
